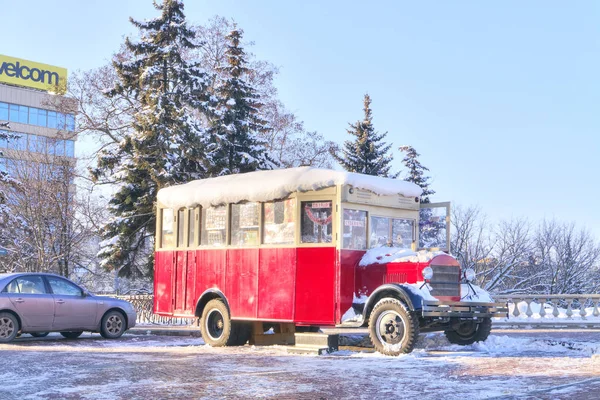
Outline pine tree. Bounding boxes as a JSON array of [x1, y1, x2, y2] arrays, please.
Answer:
[[399, 145, 435, 203], [333, 94, 397, 177], [206, 28, 275, 176], [92, 0, 209, 278], [399, 145, 443, 248]]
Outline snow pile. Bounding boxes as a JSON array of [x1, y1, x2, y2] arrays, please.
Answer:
[[460, 283, 494, 303], [403, 282, 438, 301], [157, 166, 422, 209], [417, 333, 600, 355], [359, 248, 447, 266]]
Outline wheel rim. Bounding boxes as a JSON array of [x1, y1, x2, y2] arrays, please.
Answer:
[[455, 321, 477, 339], [105, 314, 123, 335], [375, 310, 406, 346], [0, 317, 15, 339], [205, 309, 225, 341]]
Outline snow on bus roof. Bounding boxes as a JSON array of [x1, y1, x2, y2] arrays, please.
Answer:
[[157, 167, 423, 209]]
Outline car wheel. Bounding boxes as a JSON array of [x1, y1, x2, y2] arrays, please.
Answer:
[[200, 299, 248, 347], [60, 331, 83, 339], [0, 312, 19, 343], [100, 310, 126, 339], [444, 318, 492, 345], [368, 298, 420, 356], [30, 332, 50, 338]]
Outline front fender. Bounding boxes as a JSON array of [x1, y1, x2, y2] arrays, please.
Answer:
[[362, 283, 428, 323]]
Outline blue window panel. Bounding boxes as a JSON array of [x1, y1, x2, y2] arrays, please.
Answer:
[[47, 111, 57, 129], [0, 103, 8, 121], [65, 140, 75, 157], [9, 104, 19, 122], [0, 158, 6, 173], [8, 133, 27, 151], [18, 105, 29, 124], [57, 113, 66, 130], [54, 140, 65, 157], [66, 114, 75, 131], [0, 131, 7, 148], [28, 108, 38, 125], [37, 109, 48, 127], [36, 135, 47, 153], [28, 134, 38, 152]]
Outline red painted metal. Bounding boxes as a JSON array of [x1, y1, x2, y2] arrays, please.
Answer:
[[294, 247, 336, 325], [154, 250, 174, 314], [154, 246, 462, 323], [258, 248, 296, 321], [226, 249, 259, 319], [174, 251, 186, 313], [338, 250, 364, 321]]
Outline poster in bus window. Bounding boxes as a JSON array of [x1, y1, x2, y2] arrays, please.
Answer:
[[301, 201, 332, 243], [239, 203, 259, 228], [264, 202, 275, 225], [206, 207, 226, 230]]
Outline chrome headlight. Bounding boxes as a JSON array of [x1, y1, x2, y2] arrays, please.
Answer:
[[422, 266, 433, 281], [463, 268, 476, 282]]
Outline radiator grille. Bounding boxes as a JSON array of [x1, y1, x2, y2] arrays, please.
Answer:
[[429, 265, 460, 297]]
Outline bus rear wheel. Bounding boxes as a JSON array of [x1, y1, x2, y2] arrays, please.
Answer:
[[444, 317, 492, 345], [200, 299, 249, 347]]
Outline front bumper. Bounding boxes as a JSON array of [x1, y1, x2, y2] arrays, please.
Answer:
[[126, 312, 137, 329], [422, 300, 508, 318]]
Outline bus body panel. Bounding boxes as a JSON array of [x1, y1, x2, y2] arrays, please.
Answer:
[[226, 248, 260, 319], [338, 249, 365, 321], [257, 247, 296, 321], [294, 247, 336, 325], [154, 250, 174, 315]]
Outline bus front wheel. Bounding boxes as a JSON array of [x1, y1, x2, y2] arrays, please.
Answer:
[[200, 299, 249, 347]]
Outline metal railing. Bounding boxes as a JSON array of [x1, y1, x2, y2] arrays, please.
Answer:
[[116, 294, 600, 327], [115, 295, 195, 325]]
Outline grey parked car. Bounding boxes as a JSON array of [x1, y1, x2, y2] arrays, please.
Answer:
[[0, 273, 136, 342]]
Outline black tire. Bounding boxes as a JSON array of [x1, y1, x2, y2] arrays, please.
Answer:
[[0, 312, 19, 343], [444, 318, 492, 345], [368, 298, 419, 356], [60, 331, 83, 339], [200, 299, 248, 347], [100, 310, 127, 339], [30, 332, 50, 338]]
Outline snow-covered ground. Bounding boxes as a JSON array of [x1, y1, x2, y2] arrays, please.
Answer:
[[1, 330, 599, 399]]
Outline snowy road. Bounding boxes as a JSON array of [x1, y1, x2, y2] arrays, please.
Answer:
[[1, 329, 599, 400]]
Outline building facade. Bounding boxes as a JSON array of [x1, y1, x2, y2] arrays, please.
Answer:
[[0, 54, 76, 179]]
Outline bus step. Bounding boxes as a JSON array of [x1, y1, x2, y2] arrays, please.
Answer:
[[293, 332, 339, 353]]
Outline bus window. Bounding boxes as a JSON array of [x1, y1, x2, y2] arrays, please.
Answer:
[[392, 218, 414, 249], [370, 216, 391, 248], [188, 208, 197, 247], [263, 198, 296, 245], [231, 202, 260, 246], [343, 209, 367, 250], [177, 209, 185, 247], [301, 201, 332, 244], [161, 208, 175, 248], [201, 206, 227, 246]]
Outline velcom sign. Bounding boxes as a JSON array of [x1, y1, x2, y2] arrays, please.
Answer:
[[0, 54, 67, 93]]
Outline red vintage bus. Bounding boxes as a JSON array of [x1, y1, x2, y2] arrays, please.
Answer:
[[154, 167, 506, 355]]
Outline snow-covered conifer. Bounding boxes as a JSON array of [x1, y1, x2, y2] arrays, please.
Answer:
[[205, 28, 275, 175], [333, 94, 397, 178], [399, 145, 435, 203], [92, 0, 209, 277]]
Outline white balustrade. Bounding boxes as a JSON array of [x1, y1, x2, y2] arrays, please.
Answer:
[[493, 294, 600, 327]]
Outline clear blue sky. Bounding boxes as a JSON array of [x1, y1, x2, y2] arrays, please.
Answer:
[[2, 1, 599, 238]]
